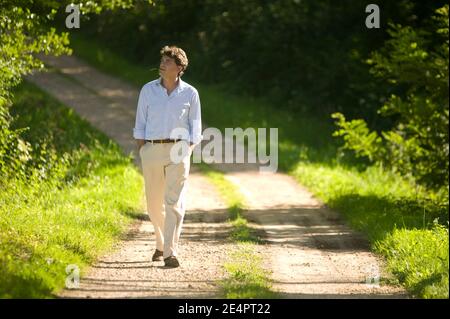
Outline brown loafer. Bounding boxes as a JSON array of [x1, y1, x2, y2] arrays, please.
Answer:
[[152, 249, 163, 261], [164, 256, 180, 268]]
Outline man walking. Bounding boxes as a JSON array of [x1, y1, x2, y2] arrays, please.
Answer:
[[133, 46, 202, 268]]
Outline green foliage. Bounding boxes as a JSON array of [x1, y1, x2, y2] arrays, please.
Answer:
[[0, 0, 152, 182], [78, 0, 447, 120], [0, 0, 153, 97], [0, 98, 30, 179], [332, 113, 384, 162], [0, 3, 69, 98], [0, 1, 66, 181], [333, 5, 449, 189]]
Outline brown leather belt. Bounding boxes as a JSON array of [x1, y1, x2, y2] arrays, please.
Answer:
[[145, 139, 181, 144]]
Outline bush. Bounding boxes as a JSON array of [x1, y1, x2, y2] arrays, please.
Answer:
[[332, 5, 449, 190], [0, 1, 152, 183]]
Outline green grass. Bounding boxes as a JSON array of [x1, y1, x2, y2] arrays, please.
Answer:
[[221, 244, 278, 299], [197, 164, 278, 298], [0, 81, 144, 298], [68, 34, 449, 298], [375, 225, 448, 299]]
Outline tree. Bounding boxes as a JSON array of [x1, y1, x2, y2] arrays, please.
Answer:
[[0, 0, 152, 179]]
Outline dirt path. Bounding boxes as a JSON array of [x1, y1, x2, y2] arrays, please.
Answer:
[[28, 54, 408, 298]]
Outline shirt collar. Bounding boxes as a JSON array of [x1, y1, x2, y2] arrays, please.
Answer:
[[155, 77, 186, 92]]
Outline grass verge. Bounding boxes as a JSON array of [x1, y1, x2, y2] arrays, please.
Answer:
[[0, 81, 144, 298], [68, 34, 449, 298]]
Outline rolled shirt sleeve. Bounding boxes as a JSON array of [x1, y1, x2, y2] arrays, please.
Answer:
[[189, 89, 203, 145], [133, 86, 148, 140]]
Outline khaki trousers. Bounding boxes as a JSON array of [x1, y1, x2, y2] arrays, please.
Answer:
[[140, 141, 191, 259]]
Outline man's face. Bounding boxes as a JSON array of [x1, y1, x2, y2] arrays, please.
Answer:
[[159, 55, 182, 79]]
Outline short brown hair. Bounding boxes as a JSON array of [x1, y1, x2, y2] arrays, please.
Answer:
[[160, 45, 189, 77]]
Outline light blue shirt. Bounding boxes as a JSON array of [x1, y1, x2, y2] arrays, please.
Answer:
[[133, 77, 203, 145]]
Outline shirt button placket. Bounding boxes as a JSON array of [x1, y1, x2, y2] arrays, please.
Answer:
[[164, 96, 169, 139]]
